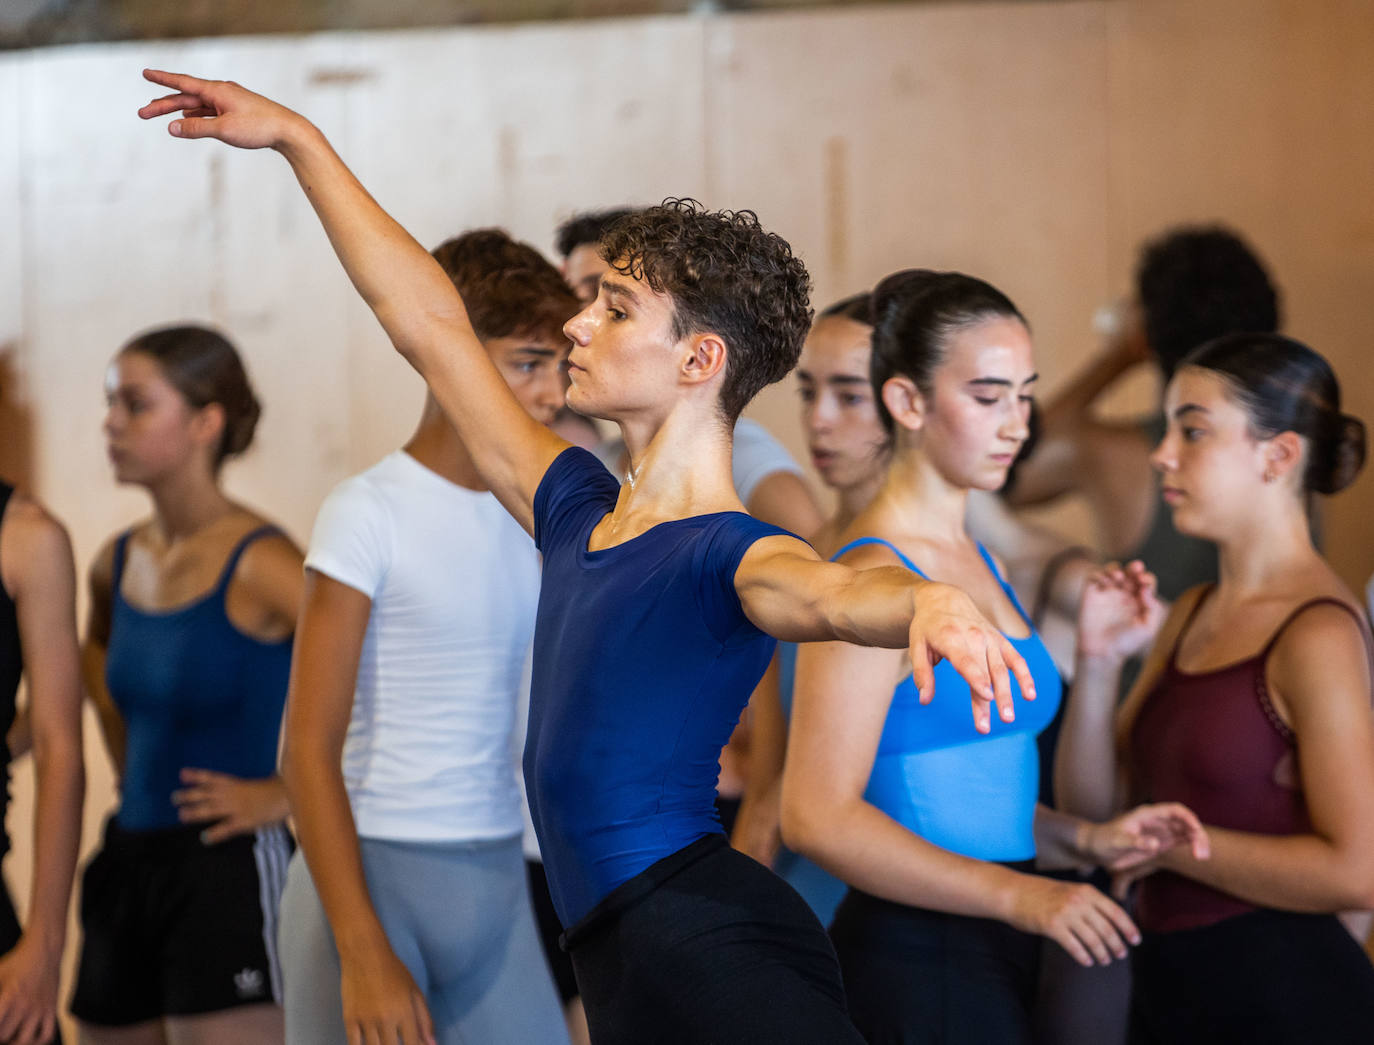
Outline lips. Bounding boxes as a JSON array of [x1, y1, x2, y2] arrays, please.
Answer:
[[1161, 487, 1184, 504]]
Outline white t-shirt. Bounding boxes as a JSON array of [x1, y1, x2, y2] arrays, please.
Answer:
[[305, 450, 540, 843], [591, 417, 803, 505]]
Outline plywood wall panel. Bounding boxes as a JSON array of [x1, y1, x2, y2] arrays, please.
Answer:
[[709, 3, 1114, 514], [1105, 0, 1374, 595]]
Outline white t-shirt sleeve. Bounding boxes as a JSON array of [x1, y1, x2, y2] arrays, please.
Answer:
[[731, 418, 804, 506], [304, 474, 393, 599]]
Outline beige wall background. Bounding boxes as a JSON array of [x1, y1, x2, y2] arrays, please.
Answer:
[[1, 0, 1372, 1035]]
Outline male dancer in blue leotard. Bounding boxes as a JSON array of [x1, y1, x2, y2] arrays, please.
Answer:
[[138, 70, 1037, 1044]]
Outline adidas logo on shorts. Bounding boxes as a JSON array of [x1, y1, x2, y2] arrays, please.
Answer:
[[234, 967, 266, 999]]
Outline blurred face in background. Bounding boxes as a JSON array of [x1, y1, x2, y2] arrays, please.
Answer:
[[563, 243, 611, 305], [797, 314, 889, 493]]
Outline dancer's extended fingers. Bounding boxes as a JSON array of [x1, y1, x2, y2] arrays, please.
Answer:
[[909, 638, 935, 706], [940, 637, 994, 731], [985, 637, 1016, 724], [143, 68, 215, 94], [1001, 632, 1035, 703], [137, 92, 210, 119]]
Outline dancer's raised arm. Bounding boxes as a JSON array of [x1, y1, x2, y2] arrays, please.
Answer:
[[138, 70, 567, 532]]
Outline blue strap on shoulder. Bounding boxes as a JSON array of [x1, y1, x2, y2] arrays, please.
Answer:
[[213, 525, 285, 596], [831, 536, 928, 579]]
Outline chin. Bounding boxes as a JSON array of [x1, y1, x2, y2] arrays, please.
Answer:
[[1166, 503, 1213, 541]]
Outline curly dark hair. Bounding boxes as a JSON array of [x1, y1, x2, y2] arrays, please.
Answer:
[[430, 229, 580, 346], [1136, 225, 1280, 378], [555, 208, 637, 259], [597, 198, 813, 423]]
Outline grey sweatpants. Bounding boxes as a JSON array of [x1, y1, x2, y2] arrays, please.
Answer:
[[279, 834, 569, 1045]]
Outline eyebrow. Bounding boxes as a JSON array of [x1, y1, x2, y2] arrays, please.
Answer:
[[1172, 403, 1210, 419], [511, 345, 558, 358], [966, 373, 1039, 389], [601, 277, 640, 306]]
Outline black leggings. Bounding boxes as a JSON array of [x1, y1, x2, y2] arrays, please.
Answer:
[[1130, 909, 1374, 1044], [829, 888, 1040, 1045], [564, 835, 864, 1045]]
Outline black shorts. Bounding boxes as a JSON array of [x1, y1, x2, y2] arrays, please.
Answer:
[[829, 886, 1041, 1045], [1130, 908, 1374, 1045], [525, 858, 579, 1004], [71, 817, 293, 1026], [564, 834, 864, 1045]]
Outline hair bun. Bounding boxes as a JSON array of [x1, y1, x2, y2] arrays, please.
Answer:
[[1313, 413, 1366, 495]]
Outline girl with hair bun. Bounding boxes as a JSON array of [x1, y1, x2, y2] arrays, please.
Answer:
[[1057, 332, 1374, 1043], [72, 325, 302, 1045], [781, 270, 1209, 1045]]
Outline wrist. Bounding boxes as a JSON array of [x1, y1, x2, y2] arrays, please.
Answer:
[[1076, 647, 1128, 671], [333, 918, 392, 962], [276, 117, 325, 160], [986, 862, 1030, 925], [1074, 819, 1101, 864], [15, 924, 63, 962]]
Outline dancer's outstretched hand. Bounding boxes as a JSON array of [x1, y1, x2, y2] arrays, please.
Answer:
[[1082, 801, 1212, 872], [1077, 559, 1165, 663], [138, 69, 305, 150], [908, 581, 1036, 734]]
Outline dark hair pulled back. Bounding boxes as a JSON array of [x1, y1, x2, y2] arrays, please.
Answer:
[[1181, 332, 1365, 495], [869, 269, 1025, 435], [121, 325, 261, 468]]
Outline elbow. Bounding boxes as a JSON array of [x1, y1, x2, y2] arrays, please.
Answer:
[[278, 736, 307, 803], [1339, 859, 1374, 912], [779, 788, 839, 863]]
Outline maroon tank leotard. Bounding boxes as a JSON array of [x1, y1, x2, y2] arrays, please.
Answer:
[[1129, 587, 1374, 934]]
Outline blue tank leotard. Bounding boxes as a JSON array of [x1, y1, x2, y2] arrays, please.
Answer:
[[526, 448, 793, 927], [833, 538, 1062, 862], [105, 526, 293, 831]]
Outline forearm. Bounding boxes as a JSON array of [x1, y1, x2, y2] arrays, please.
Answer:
[[25, 730, 83, 953], [821, 568, 920, 648], [1042, 342, 1137, 431], [1160, 826, 1374, 913], [283, 751, 389, 956], [782, 793, 1023, 921], [1054, 655, 1124, 821], [1032, 804, 1096, 871]]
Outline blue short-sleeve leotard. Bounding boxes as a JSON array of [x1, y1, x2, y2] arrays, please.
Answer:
[[527, 447, 795, 927], [833, 538, 1062, 862]]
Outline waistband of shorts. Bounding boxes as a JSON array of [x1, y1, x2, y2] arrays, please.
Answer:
[[102, 813, 249, 857], [560, 833, 726, 952]]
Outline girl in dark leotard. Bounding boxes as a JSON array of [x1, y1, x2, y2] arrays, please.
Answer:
[[138, 72, 1049, 1044], [781, 270, 1210, 1045], [1058, 332, 1374, 1044], [0, 483, 83, 1045], [72, 326, 303, 1045]]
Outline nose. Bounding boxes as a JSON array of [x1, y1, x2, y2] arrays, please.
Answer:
[[564, 306, 593, 345], [1149, 431, 1176, 474], [1001, 401, 1030, 444]]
